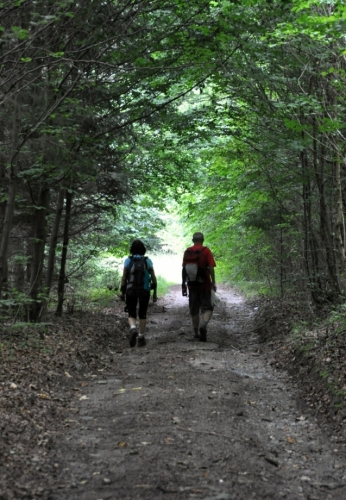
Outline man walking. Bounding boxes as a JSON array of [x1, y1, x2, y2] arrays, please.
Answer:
[[182, 232, 216, 342]]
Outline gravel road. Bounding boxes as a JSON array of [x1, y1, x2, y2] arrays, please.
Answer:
[[51, 286, 346, 500]]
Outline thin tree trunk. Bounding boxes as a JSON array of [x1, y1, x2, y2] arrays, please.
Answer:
[[334, 150, 346, 296], [45, 188, 65, 296], [0, 158, 6, 243], [56, 189, 73, 316], [0, 91, 20, 298], [28, 187, 50, 321], [301, 149, 322, 304], [279, 206, 284, 298], [38, 188, 65, 319], [13, 237, 25, 292], [313, 131, 340, 301]]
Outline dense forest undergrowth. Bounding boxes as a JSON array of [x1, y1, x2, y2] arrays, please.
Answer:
[[253, 295, 346, 434]]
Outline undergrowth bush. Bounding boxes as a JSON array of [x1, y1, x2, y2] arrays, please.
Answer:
[[0, 252, 178, 321]]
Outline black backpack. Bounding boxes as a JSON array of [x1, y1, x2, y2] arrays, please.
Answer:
[[127, 256, 148, 292]]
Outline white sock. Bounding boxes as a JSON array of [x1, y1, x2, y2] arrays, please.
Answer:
[[138, 333, 144, 337], [130, 325, 136, 330]]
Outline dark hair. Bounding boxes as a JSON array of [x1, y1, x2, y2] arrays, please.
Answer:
[[130, 239, 146, 255], [192, 231, 204, 243]]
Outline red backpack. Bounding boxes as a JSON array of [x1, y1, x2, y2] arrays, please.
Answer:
[[183, 247, 207, 285]]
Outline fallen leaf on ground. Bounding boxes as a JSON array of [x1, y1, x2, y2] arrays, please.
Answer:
[[38, 393, 51, 399], [286, 436, 297, 444]]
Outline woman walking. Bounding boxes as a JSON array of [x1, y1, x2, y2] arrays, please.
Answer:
[[120, 239, 157, 347]]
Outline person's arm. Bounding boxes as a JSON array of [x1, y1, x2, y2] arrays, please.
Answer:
[[182, 265, 187, 296], [149, 267, 158, 302], [205, 248, 217, 291], [207, 249, 217, 292], [208, 266, 216, 291], [182, 265, 187, 284], [120, 267, 127, 299]]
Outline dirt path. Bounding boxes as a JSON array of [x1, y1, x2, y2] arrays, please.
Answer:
[[51, 286, 346, 500]]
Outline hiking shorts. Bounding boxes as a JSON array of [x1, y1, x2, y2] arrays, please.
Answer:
[[126, 290, 150, 319], [188, 287, 213, 316]]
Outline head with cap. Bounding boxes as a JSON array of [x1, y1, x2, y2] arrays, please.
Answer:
[[192, 232, 204, 244]]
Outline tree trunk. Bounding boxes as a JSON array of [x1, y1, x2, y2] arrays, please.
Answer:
[[279, 206, 284, 298], [37, 188, 65, 319], [56, 189, 73, 316], [28, 187, 50, 321], [13, 237, 25, 293], [313, 132, 340, 301], [0, 158, 6, 245], [44, 188, 65, 296], [301, 149, 323, 304], [0, 92, 20, 298], [334, 150, 346, 296]]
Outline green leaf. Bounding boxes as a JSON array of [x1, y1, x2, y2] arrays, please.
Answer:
[[50, 51, 65, 58], [11, 26, 29, 40]]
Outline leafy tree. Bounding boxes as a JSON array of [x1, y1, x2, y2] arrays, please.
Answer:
[[1, 0, 246, 319], [177, 0, 346, 304]]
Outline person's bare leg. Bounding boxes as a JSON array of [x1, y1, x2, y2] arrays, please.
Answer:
[[129, 317, 138, 347], [199, 309, 212, 342], [139, 318, 146, 335], [129, 317, 137, 328], [192, 314, 200, 338], [201, 309, 213, 328], [137, 318, 147, 347]]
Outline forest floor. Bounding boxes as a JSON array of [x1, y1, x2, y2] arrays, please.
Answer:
[[2, 285, 346, 499]]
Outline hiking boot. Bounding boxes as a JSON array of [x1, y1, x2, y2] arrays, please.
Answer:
[[194, 332, 200, 339], [137, 336, 146, 347], [199, 326, 207, 342], [129, 329, 138, 347]]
